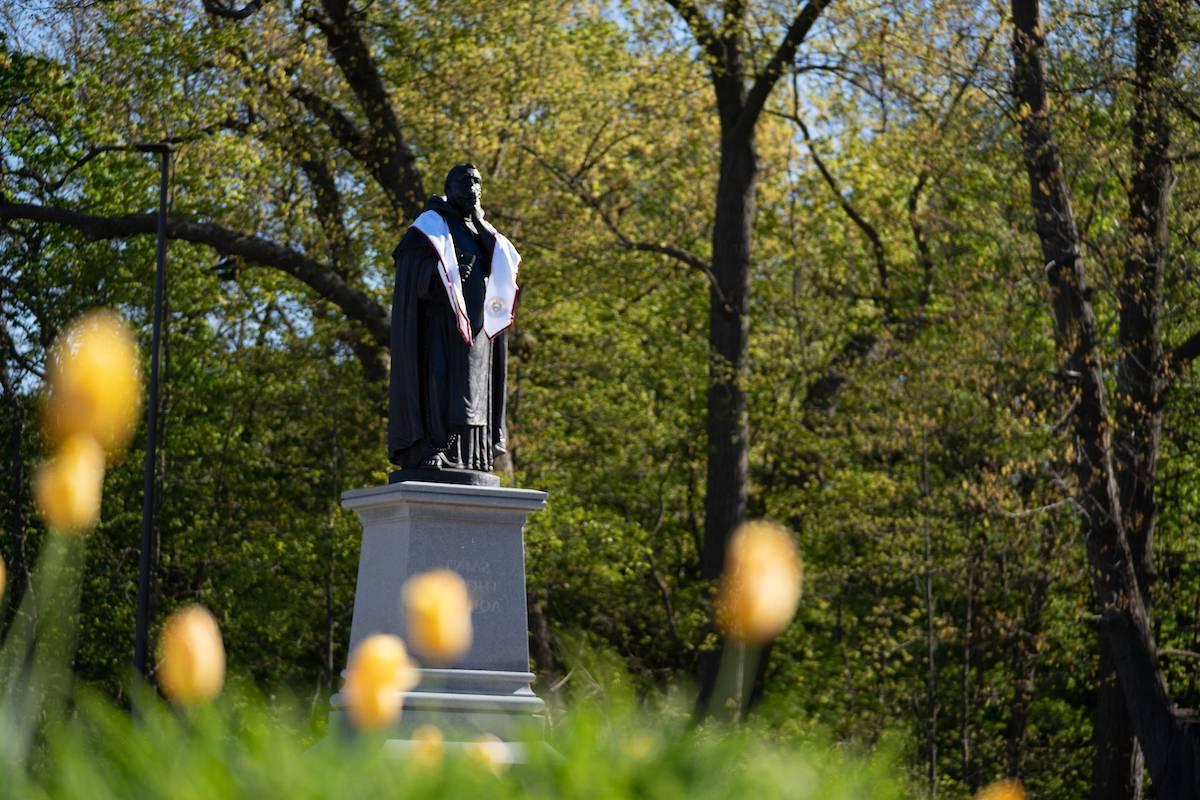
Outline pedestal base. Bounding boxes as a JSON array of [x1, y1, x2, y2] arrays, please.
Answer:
[[335, 481, 547, 744], [329, 668, 544, 741], [388, 468, 500, 487]]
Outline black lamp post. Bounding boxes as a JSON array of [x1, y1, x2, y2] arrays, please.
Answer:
[[106, 142, 172, 679]]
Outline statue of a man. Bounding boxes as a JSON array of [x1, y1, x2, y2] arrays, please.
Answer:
[[388, 164, 520, 484]]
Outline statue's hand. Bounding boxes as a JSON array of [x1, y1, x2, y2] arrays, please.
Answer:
[[472, 207, 497, 237]]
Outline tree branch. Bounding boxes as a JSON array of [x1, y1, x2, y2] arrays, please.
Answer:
[[741, 0, 832, 129], [1166, 87, 1200, 128], [662, 0, 724, 68], [299, 157, 352, 273], [290, 87, 373, 167], [201, 0, 263, 20], [905, 28, 998, 312], [1160, 648, 1200, 660], [0, 314, 44, 381], [782, 108, 890, 302], [308, 0, 425, 220], [520, 144, 729, 310], [907, 172, 934, 307], [1112, 0, 1183, 607], [1166, 328, 1200, 377], [0, 201, 389, 347]]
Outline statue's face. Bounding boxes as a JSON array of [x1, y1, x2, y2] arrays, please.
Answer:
[[447, 167, 482, 213]]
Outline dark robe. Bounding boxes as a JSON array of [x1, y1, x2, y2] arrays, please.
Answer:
[[389, 196, 508, 471]]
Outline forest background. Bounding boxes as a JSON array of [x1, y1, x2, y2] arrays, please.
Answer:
[[3, 0, 1200, 797]]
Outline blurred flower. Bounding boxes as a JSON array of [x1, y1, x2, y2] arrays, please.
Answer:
[[0, 555, 6, 599], [715, 520, 803, 645], [33, 433, 106, 534], [157, 604, 226, 706], [622, 732, 658, 761], [409, 724, 444, 768], [43, 309, 142, 456], [343, 634, 419, 731], [402, 569, 472, 664], [976, 779, 1025, 800], [466, 733, 509, 775]]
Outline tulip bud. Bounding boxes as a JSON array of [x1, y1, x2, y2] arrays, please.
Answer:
[[34, 433, 106, 533], [402, 569, 472, 664], [157, 605, 226, 706], [409, 724, 444, 768], [467, 733, 509, 775], [976, 779, 1025, 800], [43, 309, 142, 456], [343, 634, 419, 731], [715, 521, 803, 645]]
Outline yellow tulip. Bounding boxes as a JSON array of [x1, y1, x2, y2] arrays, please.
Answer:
[[343, 634, 419, 731], [33, 433, 106, 533], [402, 569, 473, 664], [43, 310, 142, 456], [409, 724, 444, 768], [975, 779, 1025, 800], [466, 733, 509, 775], [157, 604, 226, 706], [715, 520, 803, 645]]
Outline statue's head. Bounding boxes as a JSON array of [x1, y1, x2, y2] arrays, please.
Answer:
[[445, 163, 482, 215]]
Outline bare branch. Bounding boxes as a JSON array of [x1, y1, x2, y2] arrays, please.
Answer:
[[519, 144, 728, 310], [1160, 648, 1200, 660], [997, 499, 1072, 519], [0, 315, 45, 381], [0, 201, 389, 347], [782, 107, 890, 302]]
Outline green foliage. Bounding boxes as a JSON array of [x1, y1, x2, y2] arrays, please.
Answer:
[[0, 683, 908, 800]]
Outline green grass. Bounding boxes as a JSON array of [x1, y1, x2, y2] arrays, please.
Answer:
[[0, 537, 911, 799], [0, 683, 910, 800]]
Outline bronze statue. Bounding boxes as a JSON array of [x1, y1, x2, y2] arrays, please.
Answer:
[[388, 164, 520, 485]]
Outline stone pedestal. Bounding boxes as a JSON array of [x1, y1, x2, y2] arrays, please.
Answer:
[[330, 481, 547, 743]]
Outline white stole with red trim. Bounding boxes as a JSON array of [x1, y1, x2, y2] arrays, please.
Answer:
[[411, 210, 520, 345]]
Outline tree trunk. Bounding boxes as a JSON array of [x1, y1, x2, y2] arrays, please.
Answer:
[[700, 122, 756, 581], [1010, 1, 1200, 794], [1093, 652, 1144, 800], [675, 0, 828, 716], [694, 119, 756, 717], [2, 383, 28, 600], [1095, 1, 1176, 794], [1115, 0, 1175, 615]]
